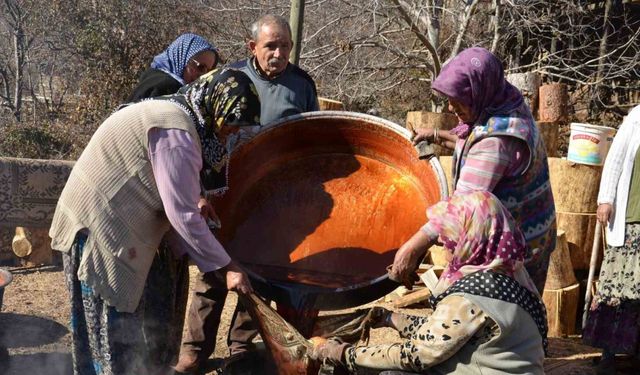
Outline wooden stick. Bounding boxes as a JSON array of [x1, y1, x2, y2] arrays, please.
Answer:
[[582, 220, 602, 330], [393, 288, 432, 308]]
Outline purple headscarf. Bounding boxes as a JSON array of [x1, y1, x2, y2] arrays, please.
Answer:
[[432, 47, 523, 138]]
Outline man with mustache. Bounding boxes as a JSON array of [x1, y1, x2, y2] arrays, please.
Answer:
[[232, 14, 319, 126], [174, 14, 319, 374]]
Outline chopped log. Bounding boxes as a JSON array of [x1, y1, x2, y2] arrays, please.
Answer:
[[383, 286, 410, 303], [544, 230, 577, 290], [406, 112, 458, 156], [418, 264, 443, 292], [393, 287, 432, 308], [12, 227, 33, 257], [548, 157, 602, 213], [406, 111, 458, 132], [12, 227, 53, 267], [539, 83, 568, 122], [542, 282, 580, 337], [537, 121, 560, 157], [506, 72, 541, 116], [556, 211, 602, 271], [318, 97, 344, 111]]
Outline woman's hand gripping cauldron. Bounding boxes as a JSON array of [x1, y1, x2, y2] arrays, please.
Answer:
[[389, 230, 435, 289]]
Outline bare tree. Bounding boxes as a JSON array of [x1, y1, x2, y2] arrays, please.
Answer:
[[0, 0, 35, 121], [2, 0, 638, 160], [497, 0, 640, 119]]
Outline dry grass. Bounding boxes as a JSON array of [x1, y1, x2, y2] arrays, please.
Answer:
[[0, 264, 636, 375]]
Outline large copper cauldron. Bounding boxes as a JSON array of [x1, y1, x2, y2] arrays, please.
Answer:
[[214, 111, 448, 310]]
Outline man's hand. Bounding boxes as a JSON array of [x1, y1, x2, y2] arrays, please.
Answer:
[[597, 203, 613, 225], [222, 261, 253, 294], [198, 197, 221, 228]]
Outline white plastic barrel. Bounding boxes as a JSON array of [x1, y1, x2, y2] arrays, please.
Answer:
[[567, 123, 616, 166]]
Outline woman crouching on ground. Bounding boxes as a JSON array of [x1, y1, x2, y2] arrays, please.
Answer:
[[311, 191, 547, 375]]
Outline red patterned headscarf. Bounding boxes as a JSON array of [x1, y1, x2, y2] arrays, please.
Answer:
[[427, 191, 538, 295]]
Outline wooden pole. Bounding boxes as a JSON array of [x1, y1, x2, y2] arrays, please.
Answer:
[[289, 0, 305, 65], [582, 220, 602, 330]]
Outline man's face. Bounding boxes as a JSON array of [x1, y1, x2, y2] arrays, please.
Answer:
[[248, 23, 292, 78]]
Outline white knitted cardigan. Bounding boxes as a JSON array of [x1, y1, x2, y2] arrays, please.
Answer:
[[597, 105, 640, 247]]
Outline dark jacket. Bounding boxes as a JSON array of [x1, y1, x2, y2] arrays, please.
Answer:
[[127, 68, 182, 102]]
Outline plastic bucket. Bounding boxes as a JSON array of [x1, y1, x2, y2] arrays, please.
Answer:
[[0, 268, 13, 311], [567, 123, 616, 165]]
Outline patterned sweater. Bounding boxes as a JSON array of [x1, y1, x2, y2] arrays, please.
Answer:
[[345, 294, 544, 374], [452, 104, 556, 289], [229, 58, 319, 126]]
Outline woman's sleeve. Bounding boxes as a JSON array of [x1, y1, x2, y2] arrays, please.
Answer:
[[344, 295, 492, 373], [598, 120, 633, 204], [456, 137, 526, 193], [148, 128, 231, 273]]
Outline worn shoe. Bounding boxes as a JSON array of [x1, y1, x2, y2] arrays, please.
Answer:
[[173, 352, 200, 374]]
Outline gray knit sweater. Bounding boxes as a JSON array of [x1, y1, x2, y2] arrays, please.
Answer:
[[230, 58, 319, 125], [49, 100, 200, 312]]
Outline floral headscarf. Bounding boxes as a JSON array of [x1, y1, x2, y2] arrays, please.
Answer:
[[173, 68, 261, 195], [427, 191, 538, 296], [431, 47, 524, 138], [151, 33, 218, 85]]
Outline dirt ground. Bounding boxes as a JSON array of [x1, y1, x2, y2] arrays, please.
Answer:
[[0, 264, 636, 375]]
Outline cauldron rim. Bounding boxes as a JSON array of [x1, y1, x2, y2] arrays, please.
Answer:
[[243, 266, 401, 311], [263, 110, 413, 139], [255, 111, 449, 200], [254, 110, 450, 199]]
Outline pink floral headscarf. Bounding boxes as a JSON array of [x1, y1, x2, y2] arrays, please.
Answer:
[[432, 47, 523, 138], [428, 191, 538, 295]]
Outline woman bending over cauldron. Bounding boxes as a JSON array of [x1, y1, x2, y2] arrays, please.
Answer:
[[49, 68, 259, 375], [412, 47, 556, 293], [311, 191, 547, 375]]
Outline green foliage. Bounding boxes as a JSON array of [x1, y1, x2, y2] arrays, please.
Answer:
[[0, 121, 85, 160]]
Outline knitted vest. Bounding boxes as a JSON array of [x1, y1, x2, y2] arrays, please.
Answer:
[[452, 106, 556, 266], [430, 293, 545, 375], [49, 100, 200, 312]]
